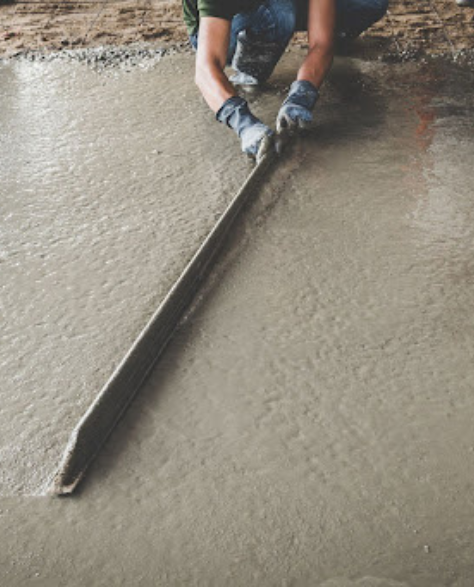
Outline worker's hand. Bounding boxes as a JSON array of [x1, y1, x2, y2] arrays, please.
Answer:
[[276, 80, 320, 134], [216, 96, 274, 162], [240, 121, 274, 163]]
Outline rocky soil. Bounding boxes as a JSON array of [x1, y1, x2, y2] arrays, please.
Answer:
[[0, 0, 473, 60]]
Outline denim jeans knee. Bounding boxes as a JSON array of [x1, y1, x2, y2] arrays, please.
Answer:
[[189, 32, 198, 51], [371, 0, 389, 19], [190, 0, 296, 63], [263, 0, 297, 46], [228, 0, 296, 61], [336, 0, 389, 38]]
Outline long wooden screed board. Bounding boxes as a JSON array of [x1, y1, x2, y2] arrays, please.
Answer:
[[49, 150, 276, 495]]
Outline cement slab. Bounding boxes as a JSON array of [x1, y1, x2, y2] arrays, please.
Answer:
[[0, 54, 254, 495], [2, 52, 474, 585]]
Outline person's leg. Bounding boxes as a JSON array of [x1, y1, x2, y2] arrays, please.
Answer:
[[230, 0, 297, 84], [227, 11, 254, 62], [189, 0, 296, 84], [188, 13, 253, 57], [246, 0, 296, 46], [189, 32, 198, 51], [336, 0, 388, 39]]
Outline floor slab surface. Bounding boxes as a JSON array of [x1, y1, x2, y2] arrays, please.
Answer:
[[1, 52, 474, 585]]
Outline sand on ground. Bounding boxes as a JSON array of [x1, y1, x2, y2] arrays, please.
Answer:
[[0, 0, 473, 58]]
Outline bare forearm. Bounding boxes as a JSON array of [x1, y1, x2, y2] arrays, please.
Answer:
[[297, 43, 334, 89], [194, 17, 236, 113], [298, 0, 336, 88], [195, 60, 235, 113]]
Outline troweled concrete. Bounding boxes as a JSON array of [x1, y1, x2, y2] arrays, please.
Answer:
[[1, 51, 474, 585], [0, 54, 253, 495]]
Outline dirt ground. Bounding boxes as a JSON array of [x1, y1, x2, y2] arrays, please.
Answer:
[[0, 0, 473, 59]]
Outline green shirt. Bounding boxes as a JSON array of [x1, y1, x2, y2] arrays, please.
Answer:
[[182, 0, 309, 36], [182, 0, 261, 35]]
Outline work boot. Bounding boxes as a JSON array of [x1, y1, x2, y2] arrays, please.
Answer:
[[456, 0, 474, 5], [230, 30, 282, 86]]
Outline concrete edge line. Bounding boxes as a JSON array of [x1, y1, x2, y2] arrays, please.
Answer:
[[47, 151, 276, 497]]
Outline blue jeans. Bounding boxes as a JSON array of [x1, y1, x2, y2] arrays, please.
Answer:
[[189, 0, 389, 62], [336, 0, 389, 38], [189, 0, 296, 64]]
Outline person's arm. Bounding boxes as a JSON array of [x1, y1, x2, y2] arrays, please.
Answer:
[[276, 0, 336, 133], [195, 16, 274, 160], [297, 0, 336, 88], [195, 16, 235, 112]]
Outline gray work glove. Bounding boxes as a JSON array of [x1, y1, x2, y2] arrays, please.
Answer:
[[276, 80, 320, 133], [217, 96, 274, 162]]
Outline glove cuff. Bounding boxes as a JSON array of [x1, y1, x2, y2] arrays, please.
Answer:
[[216, 96, 247, 127], [216, 96, 260, 138], [285, 80, 320, 111]]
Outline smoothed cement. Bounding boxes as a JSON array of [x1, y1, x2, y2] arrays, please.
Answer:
[[0, 54, 253, 495], [51, 148, 276, 495], [1, 51, 474, 585]]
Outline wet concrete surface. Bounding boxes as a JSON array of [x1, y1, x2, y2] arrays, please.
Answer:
[[2, 51, 474, 584], [0, 54, 253, 495]]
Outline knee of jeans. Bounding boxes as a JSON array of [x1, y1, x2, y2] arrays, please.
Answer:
[[189, 33, 198, 51], [373, 0, 389, 19], [268, 0, 296, 45]]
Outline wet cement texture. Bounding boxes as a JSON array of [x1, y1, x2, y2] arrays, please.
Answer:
[[2, 50, 474, 584], [0, 54, 252, 495]]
